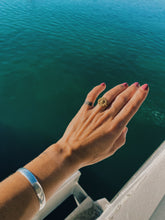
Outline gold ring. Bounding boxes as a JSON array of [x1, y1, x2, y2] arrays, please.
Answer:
[[98, 97, 108, 108]]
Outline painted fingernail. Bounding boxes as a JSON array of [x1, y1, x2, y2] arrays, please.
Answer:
[[101, 82, 106, 86], [133, 82, 140, 87], [122, 82, 128, 87], [141, 84, 148, 90]]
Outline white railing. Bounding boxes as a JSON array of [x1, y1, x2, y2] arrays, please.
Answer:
[[33, 141, 165, 220]]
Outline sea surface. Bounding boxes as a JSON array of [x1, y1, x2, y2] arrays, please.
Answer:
[[0, 0, 165, 215]]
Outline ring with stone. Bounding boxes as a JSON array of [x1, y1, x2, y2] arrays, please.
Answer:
[[84, 101, 93, 107], [98, 97, 108, 108]]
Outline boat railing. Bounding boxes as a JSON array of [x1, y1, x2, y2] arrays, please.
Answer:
[[33, 140, 165, 220]]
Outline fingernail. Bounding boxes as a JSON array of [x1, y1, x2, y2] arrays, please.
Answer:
[[141, 84, 148, 90], [122, 82, 128, 87], [133, 82, 140, 87], [101, 82, 106, 86]]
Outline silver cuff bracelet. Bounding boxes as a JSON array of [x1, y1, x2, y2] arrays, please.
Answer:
[[17, 167, 46, 210]]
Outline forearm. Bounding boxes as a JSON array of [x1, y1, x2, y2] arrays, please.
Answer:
[[0, 172, 39, 220], [0, 142, 79, 220]]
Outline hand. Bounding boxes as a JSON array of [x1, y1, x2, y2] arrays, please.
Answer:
[[58, 82, 149, 168]]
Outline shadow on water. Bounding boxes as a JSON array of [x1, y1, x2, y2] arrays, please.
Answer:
[[0, 122, 55, 181]]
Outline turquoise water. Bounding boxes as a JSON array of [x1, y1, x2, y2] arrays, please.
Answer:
[[0, 0, 165, 203]]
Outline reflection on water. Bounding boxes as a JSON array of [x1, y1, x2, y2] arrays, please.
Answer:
[[152, 110, 165, 127], [0, 0, 165, 202]]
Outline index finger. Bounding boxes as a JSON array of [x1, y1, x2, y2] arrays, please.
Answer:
[[113, 84, 149, 130], [84, 83, 106, 109]]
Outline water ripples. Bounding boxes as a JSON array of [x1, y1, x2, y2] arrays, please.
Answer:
[[0, 0, 165, 127]]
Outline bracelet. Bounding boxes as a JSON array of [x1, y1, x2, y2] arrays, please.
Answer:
[[17, 168, 46, 210]]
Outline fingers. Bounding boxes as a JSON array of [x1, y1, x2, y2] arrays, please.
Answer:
[[84, 83, 106, 109], [110, 127, 128, 155], [94, 82, 128, 112], [109, 82, 140, 118], [113, 84, 149, 131]]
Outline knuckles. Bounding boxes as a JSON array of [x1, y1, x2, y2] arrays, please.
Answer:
[[116, 95, 128, 104], [129, 100, 139, 112], [110, 121, 125, 132], [86, 85, 100, 99], [86, 92, 93, 100]]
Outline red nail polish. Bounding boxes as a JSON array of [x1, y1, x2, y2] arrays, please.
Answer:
[[101, 83, 106, 86], [122, 82, 128, 87], [133, 82, 139, 87], [141, 84, 148, 90]]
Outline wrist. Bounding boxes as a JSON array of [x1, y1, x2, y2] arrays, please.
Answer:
[[55, 139, 82, 170], [24, 141, 79, 200]]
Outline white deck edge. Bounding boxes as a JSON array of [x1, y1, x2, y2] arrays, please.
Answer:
[[98, 141, 165, 220]]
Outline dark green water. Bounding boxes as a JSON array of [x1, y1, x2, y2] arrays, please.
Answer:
[[0, 0, 165, 204]]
